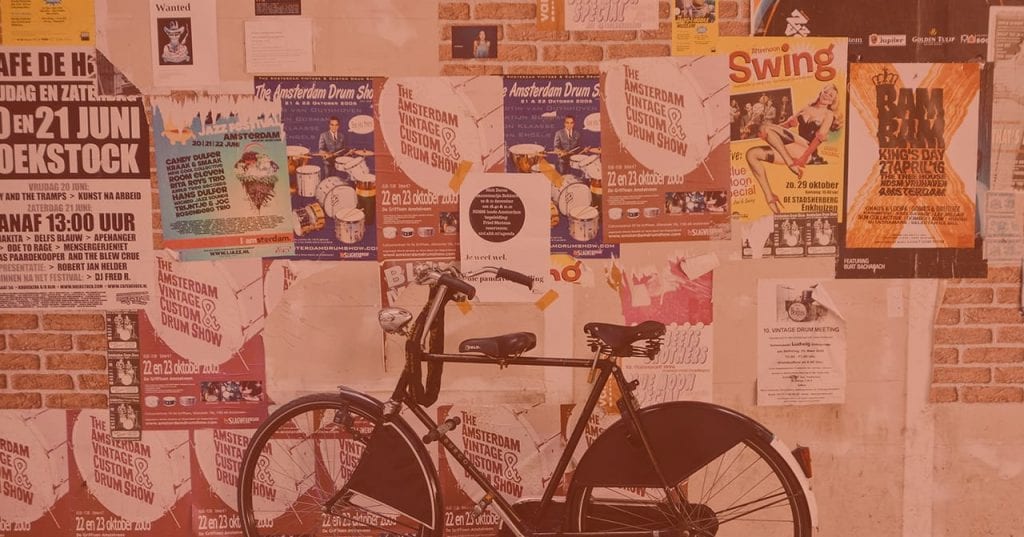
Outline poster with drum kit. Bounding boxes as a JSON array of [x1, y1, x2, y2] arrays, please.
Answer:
[[502, 76, 618, 260], [106, 312, 142, 440], [374, 76, 505, 261], [599, 56, 731, 243], [253, 77, 379, 261], [67, 409, 191, 536], [152, 95, 295, 261], [140, 252, 268, 430], [189, 428, 254, 537], [0, 410, 71, 536]]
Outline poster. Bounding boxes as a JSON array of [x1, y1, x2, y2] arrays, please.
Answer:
[[563, 0, 659, 30], [459, 172, 548, 302], [243, 18, 314, 74], [190, 428, 254, 537], [0, 410, 71, 536], [150, 0, 220, 88], [254, 0, 301, 16], [843, 64, 980, 270], [254, 77, 378, 261], [106, 312, 142, 440], [600, 56, 730, 243], [722, 37, 847, 259], [502, 76, 617, 259], [141, 252, 268, 430], [0, 0, 95, 45], [757, 279, 846, 406], [152, 95, 295, 260], [374, 77, 504, 261], [671, 0, 719, 55], [987, 7, 1024, 193], [0, 47, 153, 311], [68, 410, 190, 537]]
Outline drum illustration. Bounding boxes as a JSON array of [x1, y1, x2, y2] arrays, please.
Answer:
[[335, 208, 366, 244], [568, 205, 600, 242], [316, 176, 348, 206], [286, 146, 311, 194], [551, 176, 593, 216], [575, 154, 602, 180], [508, 143, 546, 173], [293, 202, 326, 237], [334, 155, 371, 182], [322, 184, 358, 219], [296, 164, 321, 198]]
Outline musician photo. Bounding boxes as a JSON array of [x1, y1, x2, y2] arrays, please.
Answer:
[[318, 116, 347, 176], [553, 115, 582, 174]]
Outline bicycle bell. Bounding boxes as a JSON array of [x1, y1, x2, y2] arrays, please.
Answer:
[[378, 307, 413, 334]]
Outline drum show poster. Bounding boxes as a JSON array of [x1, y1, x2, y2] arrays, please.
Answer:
[[254, 77, 378, 261], [841, 63, 982, 278], [600, 56, 730, 243], [0, 410, 71, 536], [153, 95, 295, 261], [503, 76, 618, 259], [724, 37, 848, 260], [374, 77, 505, 261]]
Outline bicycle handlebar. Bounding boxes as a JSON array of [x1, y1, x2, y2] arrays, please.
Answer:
[[437, 274, 476, 299]]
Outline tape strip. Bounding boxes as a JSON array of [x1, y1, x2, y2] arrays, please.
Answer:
[[534, 289, 559, 310], [449, 160, 474, 191], [537, 158, 563, 188], [456, 300, 473, 315]]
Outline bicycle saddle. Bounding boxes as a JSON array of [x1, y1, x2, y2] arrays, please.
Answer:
[[584, 321, 666, 356], [459, 332, 537, 358]]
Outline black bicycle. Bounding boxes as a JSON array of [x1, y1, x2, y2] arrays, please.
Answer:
[[237, 264, 816, 537]]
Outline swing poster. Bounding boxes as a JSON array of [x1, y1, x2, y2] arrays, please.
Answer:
[[152, 96, 295, 260], [839, 63, 982, 278], [722, 37, 848, 260]]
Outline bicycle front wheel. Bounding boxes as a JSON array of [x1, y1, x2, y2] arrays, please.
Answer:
[[237, 393, 442, 537]]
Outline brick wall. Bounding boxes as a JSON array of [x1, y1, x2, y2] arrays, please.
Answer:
[[931, 264, 1024, 403]]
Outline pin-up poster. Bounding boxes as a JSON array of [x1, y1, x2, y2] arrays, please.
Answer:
[[502, 76, 618, 259], [600, 56, 730, 243], [0, 47, 153, 311], [723, 37, 847, 259], [67, 410, 190, 537], [141, 252, 268, 430], [153, 96, 295, 260], [840, 63, 982, 277], [254, 77, 378, 261], [0, 0, 95, 45], [0, 410, 71, 535], [672, 0, 719, 55], [374, 77, 504, 261]]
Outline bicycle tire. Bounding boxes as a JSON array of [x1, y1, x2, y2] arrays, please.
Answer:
[[237, 392, 442, 537], [567, 416, 812, 537]]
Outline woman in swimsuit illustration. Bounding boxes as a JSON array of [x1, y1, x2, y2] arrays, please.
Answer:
[[745, 83, 840, 214]]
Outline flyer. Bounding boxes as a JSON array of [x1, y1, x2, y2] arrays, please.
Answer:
[[987, 6, 1024, 194], [0, 409, 71, 536], [190, 428, 255, 537], [0, 0, 95, 45], [254, 77, 378, 261], [600, 56, 730, 243], [374, 77, 505, 261], [563, 0, 659, 30], [671, 0, 719, 55], [106, 312, 142, 440], [149, 0, 220, 88], [141, 252, 268, 430], [757, 279, 846, 406], [152, 95, 295, 260], [0, 47, 153, 311], [244, 18, 314, 74], [254, 0, 302, 16], [502, 76, 618, 259]]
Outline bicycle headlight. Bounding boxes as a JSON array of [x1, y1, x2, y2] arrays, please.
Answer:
[[378, 307, 413, 334]]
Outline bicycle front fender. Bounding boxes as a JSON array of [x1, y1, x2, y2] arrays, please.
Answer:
[[571, 401, 774, 488]]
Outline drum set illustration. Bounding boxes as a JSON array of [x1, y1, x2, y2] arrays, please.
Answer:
[[286, 146, 376, 245], [508, 143, 603, 242]]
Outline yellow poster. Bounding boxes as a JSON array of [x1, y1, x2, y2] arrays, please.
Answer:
[[1, 0, 95, 45], [671, 0, 718, 55]]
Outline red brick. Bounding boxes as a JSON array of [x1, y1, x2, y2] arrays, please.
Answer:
[[440, 44, 452, 61], [12, 374, 74, 390], [0, 375, 5, 389], [573, 65, 601, 75], [607, 43, 670, 59], [640, 22, 672, 40], [0, 335, 5, 351], [962, 386, 1024, 403], [659, 1, 671, 19], [930, 386, 958, 403], [506, 64, 570, 75], [966, 265, 1019, 283], [45, 393, 108, 408], [932, 367, 991, 384], [932, 347, 958, 364], [74, 334, 107, 351], [543, 44, 604, 62], [0, 353, 40, 369], [935, 308, 960, 325], [78, 374, 108, 390], [719, 0, 740, 18], [9, 334, 72, 351], [475, 3, 535, 19], [720, 20, 750, 36], [572, 30, 637, 41], [0, 393, 42, 409], [439, 2, 470, 20], [441, 64, 504, 76], [46, 353, 106, 370], [505, 23, 569, 41], [996, 326, 1024, 343], [942, 287, 993, 304], [42, 313, 106, 331], [932, 327, 992, 345], [995, 287, 1021, 305], [963, 307, 1023, 324], [0, 314, 38, 329], [962, 347, 1024, 364], [498, 44, 538, 61], [994, 367, 1024, 383]]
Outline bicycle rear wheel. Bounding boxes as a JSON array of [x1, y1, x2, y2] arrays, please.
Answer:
[[568, 425, 812, 537], [237, 393, 441, 537]]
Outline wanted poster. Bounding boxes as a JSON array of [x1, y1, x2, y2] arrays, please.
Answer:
[[0, 47, 153, 311], [0, 410, 71, 536], [254, 77, 378, 261], [502, 75, 618, 259], [68, 410, 190, 537], [149, 0, 219, 88], [140, 252, 268, 430], [152, 95, 295, 260], [600, 56, 731, 243], [0, 0, 95, 45], [374, 77, 505, 261]]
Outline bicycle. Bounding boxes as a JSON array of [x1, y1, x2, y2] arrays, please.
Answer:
[[237, 264, 817, 537]]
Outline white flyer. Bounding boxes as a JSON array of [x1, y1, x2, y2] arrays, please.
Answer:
[[150, 0, 220, 88]]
